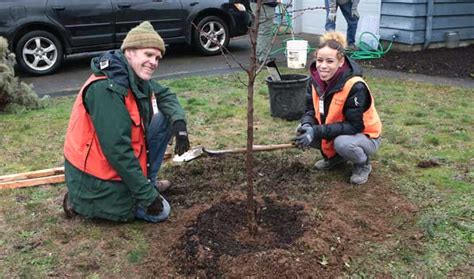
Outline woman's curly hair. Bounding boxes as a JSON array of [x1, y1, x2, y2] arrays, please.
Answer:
[[314, 31, 347, 59], [320, 31, 347, 48]]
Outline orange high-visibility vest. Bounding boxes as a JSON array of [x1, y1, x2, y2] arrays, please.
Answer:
[[64, 75, 147, 181], [312, 76, 382, 158]]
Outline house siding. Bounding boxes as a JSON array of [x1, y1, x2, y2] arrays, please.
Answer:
[[380, 0, 474, 45], [296, 0, 382, 40]]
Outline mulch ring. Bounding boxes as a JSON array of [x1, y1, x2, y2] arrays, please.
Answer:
[[140, 154, 420, 277]]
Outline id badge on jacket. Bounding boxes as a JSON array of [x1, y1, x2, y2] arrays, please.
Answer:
[[151, 94, 159, 115], [319, 99, 324, 115]]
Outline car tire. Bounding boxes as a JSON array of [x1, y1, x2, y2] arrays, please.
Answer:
[[15, 30, 63, 75], [193, 16, 230, 56]]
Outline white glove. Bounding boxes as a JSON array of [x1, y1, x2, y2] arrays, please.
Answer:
[[351, 9, 359, 19], [328, 10, 337, 22]]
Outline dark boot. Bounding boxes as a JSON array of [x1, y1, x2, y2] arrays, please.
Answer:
[[314, 155, 346, 170], [62, 192, 77, 218], [350, 160, 372, 185]]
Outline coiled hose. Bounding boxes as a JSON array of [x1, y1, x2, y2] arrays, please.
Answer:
[[270, 32, 394, 60], [348, 32, 394, 60]]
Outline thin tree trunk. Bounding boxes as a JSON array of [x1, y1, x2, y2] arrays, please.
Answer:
[[246, 74, 257, 235], [246, 0, 261, 235]]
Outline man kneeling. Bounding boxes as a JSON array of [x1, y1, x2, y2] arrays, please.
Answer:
[[63, 21, 189, 222]]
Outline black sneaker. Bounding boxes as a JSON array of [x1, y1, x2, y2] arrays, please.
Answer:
[[347, 43, 358, 51], [314, 155, 346, 170]]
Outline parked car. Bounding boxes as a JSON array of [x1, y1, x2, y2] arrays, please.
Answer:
[[0, 0, 251, 75]]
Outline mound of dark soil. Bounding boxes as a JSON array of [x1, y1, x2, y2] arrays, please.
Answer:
[[138, 153, 420, 277], [173, 197, 308, 277], [359, 44, 474, 79]]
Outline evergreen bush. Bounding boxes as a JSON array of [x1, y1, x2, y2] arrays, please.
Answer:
[[0, 37, 42, 113]]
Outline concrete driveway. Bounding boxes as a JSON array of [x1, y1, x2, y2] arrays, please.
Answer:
[[19, 36, 257, 97]]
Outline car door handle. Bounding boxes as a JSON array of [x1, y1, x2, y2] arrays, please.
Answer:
[[190, 2, 199, 6], [52, 6, 65, 11], [117, 3, 131, 8]]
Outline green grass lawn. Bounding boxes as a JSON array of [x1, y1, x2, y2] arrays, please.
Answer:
[[0, 71, 472, 277]]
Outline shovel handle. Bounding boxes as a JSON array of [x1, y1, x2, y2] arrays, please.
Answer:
[[203, 143, 294, 155]]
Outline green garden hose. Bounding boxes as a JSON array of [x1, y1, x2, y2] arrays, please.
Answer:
[[348, 32, 394, 60], [270, 31, 393, 60]]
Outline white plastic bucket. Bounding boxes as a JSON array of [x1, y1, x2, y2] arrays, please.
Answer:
[[286, 40, 308, 69]]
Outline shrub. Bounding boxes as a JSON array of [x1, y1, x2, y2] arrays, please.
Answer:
[[0, 37, 42, 113]]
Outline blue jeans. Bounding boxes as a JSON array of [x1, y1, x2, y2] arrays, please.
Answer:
[[324, 0, 359, 44], [134, 111, 172, 223], [147, 111, 171, 186]]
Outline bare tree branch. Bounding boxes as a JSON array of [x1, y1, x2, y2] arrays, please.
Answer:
[[189, 1, 327, 235], [191, 3, 326, 82]]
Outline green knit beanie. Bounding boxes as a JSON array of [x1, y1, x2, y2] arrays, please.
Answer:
[[120, 21, 166, 55]]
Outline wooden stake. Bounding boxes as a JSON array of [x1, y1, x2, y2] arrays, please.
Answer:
[[0, 167, 64, 183], [0, 175, 65, 190], [0, 151, 173, 189]]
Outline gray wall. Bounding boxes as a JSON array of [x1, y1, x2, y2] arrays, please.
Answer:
[[379, 0, 474, 46]]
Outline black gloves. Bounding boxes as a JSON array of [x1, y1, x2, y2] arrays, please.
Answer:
[[171, 120, 190, 156], [146, 195, 164, 215]]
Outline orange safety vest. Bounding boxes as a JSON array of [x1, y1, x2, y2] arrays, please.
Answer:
[[64, 75, 148, 181], [312, 76, 382, 158]]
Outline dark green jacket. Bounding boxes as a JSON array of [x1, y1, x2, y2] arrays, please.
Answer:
[[65, 51, 185, 222]]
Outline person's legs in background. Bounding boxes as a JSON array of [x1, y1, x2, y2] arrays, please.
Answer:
[[338, 1, 359, 45], [147, 111, 171, 189], [324, 0, 336, 31], [334, 133, 381, 184], [251, 3, 276, 63]]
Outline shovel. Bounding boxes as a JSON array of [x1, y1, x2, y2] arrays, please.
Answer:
[[266, 59, 282, 81], [173, 143, 294, 163]]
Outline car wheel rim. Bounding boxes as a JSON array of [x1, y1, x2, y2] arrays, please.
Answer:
[[199, 21, 226, 52], [22, 36, 58, 72]]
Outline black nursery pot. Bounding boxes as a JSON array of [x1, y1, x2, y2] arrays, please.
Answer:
[[265, 74, 310, 121]]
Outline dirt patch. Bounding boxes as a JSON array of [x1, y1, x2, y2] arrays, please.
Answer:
[[139, 153, 420, 277], [417, 158, 441, 168], [359, 44, 474, 79], [173, 196, 308, 277]]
